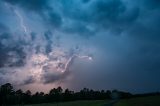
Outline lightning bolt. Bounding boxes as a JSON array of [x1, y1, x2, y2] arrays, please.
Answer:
[[14, 10, 28, 34], [56, 54, 93, 85], [5, 3, 28, 34], [63, 54, 93, 73]]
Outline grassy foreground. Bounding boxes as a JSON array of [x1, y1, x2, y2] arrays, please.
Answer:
[[24, 100, 107, 106], [16, 96, 160, 106], [114, 95, 160, 106]]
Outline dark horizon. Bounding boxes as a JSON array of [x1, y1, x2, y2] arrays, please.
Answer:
[[2, 82, 160, 95]]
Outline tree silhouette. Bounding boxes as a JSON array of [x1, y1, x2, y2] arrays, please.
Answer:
[[23, 90, 32, 104], [0, 83, 14, 105], [15, 89, 24, 105], [1, 83, 158, 105], [49, 86, 63, 102], [64, 88, 74, 101]]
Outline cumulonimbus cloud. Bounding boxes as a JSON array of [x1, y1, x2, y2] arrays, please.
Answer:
[[0, 0, 160, 93]]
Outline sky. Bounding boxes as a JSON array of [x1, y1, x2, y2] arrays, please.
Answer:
[[0, 0, 160, 93]]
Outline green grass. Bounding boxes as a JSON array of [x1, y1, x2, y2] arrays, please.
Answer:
[[15, 96, 160, 106], [24, 100, 107, 106], [114, 96, 160, 106]]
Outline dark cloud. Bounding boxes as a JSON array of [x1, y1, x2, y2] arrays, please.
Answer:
[[22, 76, 35, 85], [128, 20, 160, 43], [58, 0, 140, 37], [0, 33, 26, 68], [0, 23, 8, 32], [47, 12, 62, 28], [3, 0, 140, 37], [82, 0, 90, 3], [63, 22, 95, 38], [93, 0, 126, 21], [62, 0, 160, 91], [42, 73, 65, 84], [89, 0, 139, 34], [3, 0, 62, 30], [143, 0, 160, 9], [42, 74, 61, 84], [30, 32, 36, 41], [41, 65, 70, 84], [125, 0, 160, 44], [0, 44, 26, 68], [44, 31, 53, 54], [3, 0, 50, 12]]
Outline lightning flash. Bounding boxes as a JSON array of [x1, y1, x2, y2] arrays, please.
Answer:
[[5, 3, 28, 34], [14, 10, 28, 34]]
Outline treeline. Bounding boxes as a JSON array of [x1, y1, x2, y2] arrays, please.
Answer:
[[0, 83, 159, 105], [133, 92, 160, 98]]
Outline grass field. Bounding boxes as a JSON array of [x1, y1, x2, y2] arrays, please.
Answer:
[[114, 96, 160, 106], [24, 100, 107, 106], [15, 96, 160, 106]]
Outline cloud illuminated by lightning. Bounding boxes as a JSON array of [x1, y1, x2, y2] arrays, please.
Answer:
[[29, 51, 93, 83]]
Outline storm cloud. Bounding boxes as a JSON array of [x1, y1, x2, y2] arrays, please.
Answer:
[[0, 0, 160, 93]]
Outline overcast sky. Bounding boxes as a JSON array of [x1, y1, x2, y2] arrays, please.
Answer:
[[0, 0, 160, 93]]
